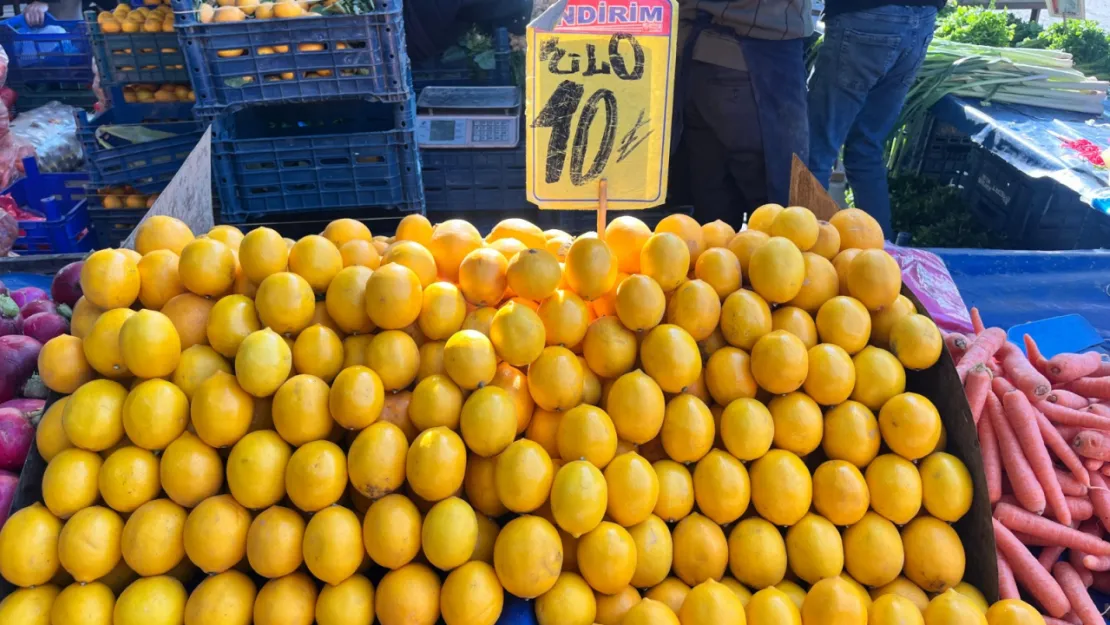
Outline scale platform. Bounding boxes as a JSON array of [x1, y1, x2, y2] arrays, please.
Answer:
[[416, 86, 522, 149]]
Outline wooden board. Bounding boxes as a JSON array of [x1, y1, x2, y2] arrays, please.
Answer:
[[789, 154, 841, 221]]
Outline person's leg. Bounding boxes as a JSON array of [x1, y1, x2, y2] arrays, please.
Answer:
[[684, 60, 762, 229], [807, 7, 914, 190], [842, 7, 937, 238]]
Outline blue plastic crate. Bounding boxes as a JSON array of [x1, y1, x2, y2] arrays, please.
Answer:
[[422, 146, 525, 212], [87, 16, 189, 86], [0, 15, 94, 85], [1, 157, 93, 254], [212, 97, 423, 223], [12, 84, 97, 112], [87, 202, 147, 248], [172, 0, 412, 115], [411, 28, 512, 93], [77, 103, 205, 191]]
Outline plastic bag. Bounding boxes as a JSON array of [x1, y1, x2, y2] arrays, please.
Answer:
[[10, 102, 82, 173], [0, 45, 9, 91], [886, 243, 974, 335]]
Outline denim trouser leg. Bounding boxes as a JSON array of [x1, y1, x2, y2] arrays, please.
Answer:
[[807, 5, 937, 238]]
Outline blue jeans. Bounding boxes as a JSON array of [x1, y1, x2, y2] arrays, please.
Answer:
[[808, 5, 937, 238]]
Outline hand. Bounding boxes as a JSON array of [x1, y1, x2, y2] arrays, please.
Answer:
[[23, 2, 48, 27]]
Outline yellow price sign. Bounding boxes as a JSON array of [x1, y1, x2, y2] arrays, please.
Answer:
[[526, 0, 678, 210]]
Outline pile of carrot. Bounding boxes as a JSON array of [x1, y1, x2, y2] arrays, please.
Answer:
[[950, 309, 1110, 625]]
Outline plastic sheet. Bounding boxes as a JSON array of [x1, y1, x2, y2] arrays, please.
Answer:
[[930, 94, 1110, 215], [9, 102, 82, 173], [887, 244, 974, 334], [928, 247, 1110, 340]]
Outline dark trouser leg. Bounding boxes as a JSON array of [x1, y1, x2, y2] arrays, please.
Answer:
[[683, 60, 765, 230]]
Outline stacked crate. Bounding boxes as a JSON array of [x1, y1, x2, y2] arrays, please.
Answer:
[[82, 2, 205, 247], [0, 15, 96, 111], [171, 0, 423, 227]]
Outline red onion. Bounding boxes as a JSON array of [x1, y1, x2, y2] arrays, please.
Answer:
[[50, 262, 83, 308]]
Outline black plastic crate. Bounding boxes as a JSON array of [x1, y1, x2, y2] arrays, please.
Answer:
[[907, 115, 976, 185], [216, 207, 409, 240], [88, 204, 147, 248], [212, 97, 423, 223], [411, 28, 512, 93], [421, 145, 526, 212]]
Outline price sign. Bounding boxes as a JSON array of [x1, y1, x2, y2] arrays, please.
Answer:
[[526, 0, 678, 210]]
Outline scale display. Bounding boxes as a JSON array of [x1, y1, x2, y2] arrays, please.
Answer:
[[415, 86, 522, 149]]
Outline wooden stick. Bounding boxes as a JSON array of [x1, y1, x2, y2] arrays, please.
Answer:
[[597, 179, 608, 241]]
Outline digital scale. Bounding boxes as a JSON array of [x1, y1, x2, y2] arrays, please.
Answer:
[[415, 86, 522, 149]]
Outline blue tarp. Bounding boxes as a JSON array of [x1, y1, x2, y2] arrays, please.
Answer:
[[931, 94, 1110, 214], [930, 247, 1110, 341]]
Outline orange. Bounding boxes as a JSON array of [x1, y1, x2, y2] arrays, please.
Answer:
[[702, 219, 736, 249], [136, 249, 185, 310], [496, 439, 555, 513], [728, 518, 787, 590], [770, 206, 819, 251], [640, 232, 690, 292], [719, 398, 774, 461], [375, 563, 441, 625], [694, 247, 742, 300], [878, 392, 942, 461], [179, 238, 236, 296], [768, 392, 823, 456], [750, 330, 808, 394], [852, 346, 906, 411], [406, 427, 467, 502], [487, 217, 545, 250], [578, 521, 638, 594], [366, 330, 420, 391], [460, 386, 517, 457], [865, 454, 923, 525], [270, 374, 333, 445], [847, 249, 902, 311], [239, 227, 288, 284], [919, 452, 973, 523], [161, 292, 214, 350], [366, 262, 423, 330], [234, 328, 292, 397], [81, 249, 140, 309], [615, 274, 666, 332], [704, 347, 757, 406], [655, 213, 706, 265], [833, 248, 862, 293], [381, 240, 438, 287], [184, 570, 256, 625], [671, 513, 728, 586], [750, 450, 812, 526], [985, 599, 1043, 625], [444, 329, 498, 390], [822, 401, 880, 468], [582, 315, 637, 378], [135, 215, 194, 255], [290, 324, 343, 382], [747, 204, 784, 232], [323, 265, 373, 335], [652, 460, 694, 521], [661, 394, 714, 463], [556, 404, 618, 469], [206, 294, 260, 358], [254, 573, 317, 625], [748, 236, 805, 304], [726, 229, 769, 276], [812, 221, 842, 259], [70, 296, 104, 340], [801, 577, 867, 625], [491, 362, 536, 434], [772, 306, 818, 349], [901, 518, 965, 593], [666, 279, 721, 341], [693, 449, 751, 525], [829, 208, 884, 250], [329, 365, 385, 430], [607, 216, 652, 273], [626, 598, 680, 625], [226, 430, 291, 509], [640, 324, 702, 394], [458, 248, 509, 306], [363, 494, 422, 570], [843, 512, 904, 588], [564, 237, 618, 301], [160, 434, 223, 508], [117, 309, 180, 379], [804, 343, 856, 406], [493, 515, 563, 598], [429, 219, 484, 282], [183, 494, 250, 573], [606, 370, 665, 444], [395, 214, 434, 247], [38, 335, 94, 395], [255, 272, 315, 335], [43, 449, 102, 518], [285, 440, 348, 512], [490, 300, 545, 367], [322, 218, 372, 248], [190, 371, 253, 448], [441, 562, 503, 625], [550, 461, 608, 538], [812, 460, 870, 525], [889, 314, 943, 370], [303, 505, 363, 584], [720, 289, 772, 350], [507, 248, 562, 301], [339, 239, 381, 269], [35, 398, 72, 462], [537, 289, 591, 347], [870, 294, 916, 348], [114, 576, 187, 625], [416, 281, 465, 340], [789, 253, 839, 314], [816, 296, 872, 355], [63, 379, 128, 452], [99, 446, 161, 513], [528, 346, 585, 411]]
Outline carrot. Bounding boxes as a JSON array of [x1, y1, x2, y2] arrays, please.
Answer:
[[993, 518, 1071, 617], [989, 359, 1006, 377], [1039, 544, 1067, 571], [1024, 334, 1049, 372], [998, 553, 1021, 600], [1013, 530, 1057, 546], [1089, 404, 1110, 418], [1083, 458, 1104, 472], [965, 365, 992, 425], [1079, 519, 1110, 571], [1081, 553, 1110, 572], [1039, 400, 1110, 430], [993, 376, 1017, 395], [1089, 472, 1110, 531], [1074, 430, 1110, 462], [1004, 389, 1072, 524], [956, 327, 1007, 383], [1062, 377, 1110, 401], [1093, 361, 1110, 378], [1044, 618, 1078, 625], [1047, 352, 1106, 385], [1003, 347, 1053, 400], [1102, 464, 1110, 477], [979, 409, 1003, 503], [989, 391, 1046, 514], [1064, 614, 1084, 625], [994, 502, 1110, 555], [1066, 496, 1095, 521], [1039, 412, 1091, 488], [1068, 551, 1095, 588], [970, 307, 985, 334], [944, 332, 969, 362], [1058, 425, 1084, 441], [1055, 468, 1089, 496], [1047, 389, 1091, 410], [1053, 562, 1104, 625]]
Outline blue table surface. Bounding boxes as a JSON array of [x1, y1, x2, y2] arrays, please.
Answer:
[[930, 94, 1110, 213]]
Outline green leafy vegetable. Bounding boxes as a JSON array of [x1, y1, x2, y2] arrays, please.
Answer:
[[935, 2, 1014, 48]]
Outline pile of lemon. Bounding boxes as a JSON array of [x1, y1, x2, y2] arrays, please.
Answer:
[[120, 84, 194, 104], [0, 208, 1039, 625]]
